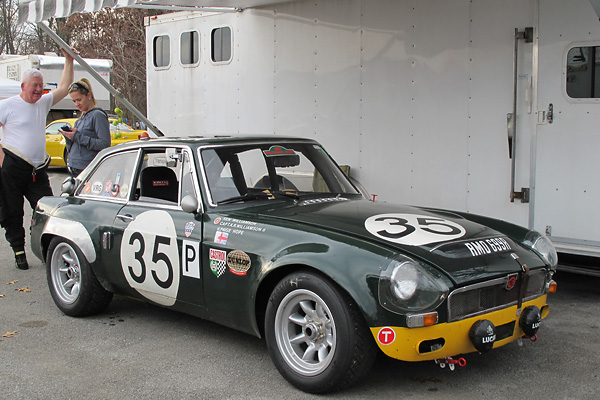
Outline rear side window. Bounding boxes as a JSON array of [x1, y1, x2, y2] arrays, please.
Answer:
[[153, 35, 170, 68], [566, 45, 600, 98], [79, 151, 138, 200], [211, 27, 232, 63], [181, 31, 199, 65]]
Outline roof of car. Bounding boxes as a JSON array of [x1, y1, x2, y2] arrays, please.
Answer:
[[115, 135, 318, 148]]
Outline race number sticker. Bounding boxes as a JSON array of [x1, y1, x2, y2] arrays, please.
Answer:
[[120, 210, 180, 306], [365, 214, 466, 246]]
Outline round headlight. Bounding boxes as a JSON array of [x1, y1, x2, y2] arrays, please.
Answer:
[[379, 257, 449, 314], [524, 230, 558, 270], [390, 262, 419, 300]]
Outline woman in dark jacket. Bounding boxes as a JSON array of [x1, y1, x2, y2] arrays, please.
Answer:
[[59, 78, 111, 177]]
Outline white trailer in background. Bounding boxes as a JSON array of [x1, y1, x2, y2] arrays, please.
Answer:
[[144, 0, 600, 272], [0, 54, 112, 120]]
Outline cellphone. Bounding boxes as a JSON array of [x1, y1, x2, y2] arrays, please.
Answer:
[[61, 125, 72, 132]]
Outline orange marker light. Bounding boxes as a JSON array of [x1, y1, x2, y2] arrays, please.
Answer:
[[548, 280, 557, 293]]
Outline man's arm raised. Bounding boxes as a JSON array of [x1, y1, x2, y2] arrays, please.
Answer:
[[52, 48, 75, 106]]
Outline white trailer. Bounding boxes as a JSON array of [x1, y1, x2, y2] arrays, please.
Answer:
[[142, 0, 600, 268], [0, 54, 112, 119]]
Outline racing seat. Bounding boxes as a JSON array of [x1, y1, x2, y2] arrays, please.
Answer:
[[140, 166, 178, 202]]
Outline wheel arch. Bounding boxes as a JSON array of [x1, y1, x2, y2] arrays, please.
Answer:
[[40, 216, 97, 264], [254, 263, 368, 339]]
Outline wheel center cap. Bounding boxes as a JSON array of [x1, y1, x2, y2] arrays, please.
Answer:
[[303, 322, 323, 341]]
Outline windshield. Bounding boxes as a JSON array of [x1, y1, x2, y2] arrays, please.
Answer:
[[200, 142, 360, 205]]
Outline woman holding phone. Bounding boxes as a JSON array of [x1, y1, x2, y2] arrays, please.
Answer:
[[59, 78, 111, 177]]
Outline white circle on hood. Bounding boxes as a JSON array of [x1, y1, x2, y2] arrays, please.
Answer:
[[365, 213, 466, 246]]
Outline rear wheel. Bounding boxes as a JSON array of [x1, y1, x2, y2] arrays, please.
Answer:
[[265, 271, 377, 393], [46, 237, 113, 317]]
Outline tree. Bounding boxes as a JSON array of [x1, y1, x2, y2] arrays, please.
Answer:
[[0, 0, 41, 54], [63, 8, 159, 122]]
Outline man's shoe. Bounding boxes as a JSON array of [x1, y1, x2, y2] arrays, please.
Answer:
[[15, 251, 29, 270]]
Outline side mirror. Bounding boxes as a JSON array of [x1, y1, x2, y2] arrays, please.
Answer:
[[61, 177, 78, 196], [181, 194, 199, 214]]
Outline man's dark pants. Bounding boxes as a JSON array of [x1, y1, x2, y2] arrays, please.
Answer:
[[0, 151, 53, 251]]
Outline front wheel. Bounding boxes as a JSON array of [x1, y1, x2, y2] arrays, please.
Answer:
[[265, 271, 377, 393], [46, 237, 113, 317]]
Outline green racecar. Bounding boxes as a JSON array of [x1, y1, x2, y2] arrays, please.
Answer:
[[31, 136, 557, 394]]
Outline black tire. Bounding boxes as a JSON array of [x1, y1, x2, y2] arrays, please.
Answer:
[[265, 271, 377, 393], [46, 237, 113, 317], [63, 149, 69, 168]]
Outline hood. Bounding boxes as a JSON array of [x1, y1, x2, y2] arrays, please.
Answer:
[[258, 198, 544, 286]]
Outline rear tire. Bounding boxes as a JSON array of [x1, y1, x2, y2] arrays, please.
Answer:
[[265, 271, 377, 393], [46, 237, 113, 317]]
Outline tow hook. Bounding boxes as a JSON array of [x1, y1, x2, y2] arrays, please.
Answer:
[[435, 357, 467, 371], [517, 334, 538, 346]]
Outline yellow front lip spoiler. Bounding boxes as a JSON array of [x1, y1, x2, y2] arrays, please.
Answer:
[[370, 295, 549, 362]]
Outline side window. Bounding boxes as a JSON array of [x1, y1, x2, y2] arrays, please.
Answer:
[[566, 45, 600, 98], [134, 149, 182, 204], [211, 27, 232, 63], [46, 122, 68, 135], [181, 31, 199, 66], [153, 35, 170, 68], [79, 151, 138, 199]]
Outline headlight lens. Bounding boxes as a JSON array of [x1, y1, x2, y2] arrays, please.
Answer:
[[379, 257, 449, 314], [524, 230, 558, 270]]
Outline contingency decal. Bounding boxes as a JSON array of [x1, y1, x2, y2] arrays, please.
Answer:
[[214, 230, 229, 245], [210, 248, 227, 277], [184, 221, 195, 238], [104, 180, 113, 196], [263, 145, 296, 157], [365, 214, 466, 246], [120, 210, 180, 306], [377, 327, 396, 345], [227, 250, 251, 276], [119, 184, 129, 199], [91, 181, 103, 195]]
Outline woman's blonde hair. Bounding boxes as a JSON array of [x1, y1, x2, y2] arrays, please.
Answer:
[[68, 78, 97, 106]]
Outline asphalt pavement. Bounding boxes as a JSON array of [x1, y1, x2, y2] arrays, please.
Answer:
[[0, 168, 599, 399]]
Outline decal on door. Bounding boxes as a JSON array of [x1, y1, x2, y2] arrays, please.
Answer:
[[120, 210, 180, 306], [365, 214, 466, 246]]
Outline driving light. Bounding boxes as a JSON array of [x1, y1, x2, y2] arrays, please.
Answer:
[[379, 257, 449, 314], [524, 230, 558, 270]]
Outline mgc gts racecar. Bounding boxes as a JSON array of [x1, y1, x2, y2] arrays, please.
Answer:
[[31, 136, 557, 393]]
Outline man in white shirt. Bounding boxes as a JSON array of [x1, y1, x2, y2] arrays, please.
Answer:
[[0, 49, 74, 270]]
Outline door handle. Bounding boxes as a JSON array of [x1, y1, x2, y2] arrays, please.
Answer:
[[116, 214, 135, 222]]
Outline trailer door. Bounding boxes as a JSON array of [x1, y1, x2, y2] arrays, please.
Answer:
[[534, 0, 600, 256]]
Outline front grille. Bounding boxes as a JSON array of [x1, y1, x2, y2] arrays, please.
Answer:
[[447, 269, 547, 322]]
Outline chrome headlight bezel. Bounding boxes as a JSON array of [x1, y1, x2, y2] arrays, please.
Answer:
[[524, 230, 558, 271], [378, 256, 450, 315]]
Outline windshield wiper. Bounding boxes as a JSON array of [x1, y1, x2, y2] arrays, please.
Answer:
[[216, 192, 272, 205], [272, 190, 301, 200]]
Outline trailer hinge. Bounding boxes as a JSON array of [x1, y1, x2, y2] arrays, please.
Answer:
[[511, 188, 530, 203]]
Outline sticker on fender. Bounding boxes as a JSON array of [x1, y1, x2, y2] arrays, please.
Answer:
[[365, 214, 466, 246], [120, 210, 181, 306], [378, 327, 396, 345]]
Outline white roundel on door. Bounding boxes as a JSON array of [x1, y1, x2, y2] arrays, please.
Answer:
[[120, 210, 180, 306], [365, 213, 466, 246]]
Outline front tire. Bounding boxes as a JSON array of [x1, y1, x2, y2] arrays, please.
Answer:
[[46, 237, 113, 317], [265, 271, 376, 393]]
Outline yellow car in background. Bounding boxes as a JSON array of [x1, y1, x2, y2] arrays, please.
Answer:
[[46, 118, 148, 167]]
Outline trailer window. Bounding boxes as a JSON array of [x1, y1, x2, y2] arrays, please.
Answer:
[[566, 46, 600, 98], [181, 31, 199, 65], [153, 35, 170, 68], [211, 27, 231, 63]]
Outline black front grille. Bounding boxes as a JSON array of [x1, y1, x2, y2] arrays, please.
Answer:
[[448, 270, 547, 322]]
